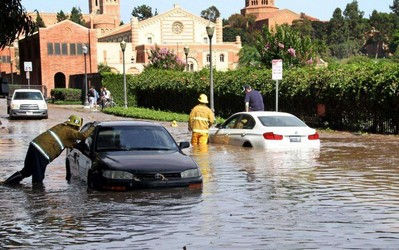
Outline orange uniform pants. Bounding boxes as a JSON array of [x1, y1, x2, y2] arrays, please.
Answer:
[[191, 132, 209, 146]]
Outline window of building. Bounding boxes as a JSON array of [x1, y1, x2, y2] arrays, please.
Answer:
[[62, 43, 68, 55], [1, 56, 6, 63], [204, 37, 208, 44], [220, 54, 225, 62], [70, 43, 76, 55], [189, 63, 194, 72], [95, 0, 98, 6], [147, 37, 152, 44], [47, 43, 53, 55], [77, 43, 83, 55], [54, 43, 61, 55], [7, 56, 11, 63], [206, 54, 210, 63]]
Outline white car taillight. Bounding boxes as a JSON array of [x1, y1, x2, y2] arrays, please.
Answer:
[[263, 132, 283, 140], [308, 132, 320, 140]]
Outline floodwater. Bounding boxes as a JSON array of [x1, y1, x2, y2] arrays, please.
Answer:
[[1, 99, 399, 249]]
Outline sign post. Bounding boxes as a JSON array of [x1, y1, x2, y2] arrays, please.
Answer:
[[272, 59, 283, 111], [24, 61, 33, 87]]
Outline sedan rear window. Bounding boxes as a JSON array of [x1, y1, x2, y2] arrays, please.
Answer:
[[13, 92, 43, 100], [96, 126, 178, 152], [259, 116, 307, 127]]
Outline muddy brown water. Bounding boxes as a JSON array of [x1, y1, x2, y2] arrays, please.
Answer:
[[1, 99, 399, 249]]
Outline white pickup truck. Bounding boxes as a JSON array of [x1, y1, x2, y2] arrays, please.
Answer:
[[7, 89, 48, 119]]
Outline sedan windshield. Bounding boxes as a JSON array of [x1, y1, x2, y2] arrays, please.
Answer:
[[13, 92, 43, 100], [259, 116, 307, 127], [96, 126, 178, 152]]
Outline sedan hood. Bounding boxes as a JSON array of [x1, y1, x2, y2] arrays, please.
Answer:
[[96, 150, 197, 173]]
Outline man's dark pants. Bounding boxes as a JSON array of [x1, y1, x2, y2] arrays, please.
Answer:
[[20, 143, 50, 183]]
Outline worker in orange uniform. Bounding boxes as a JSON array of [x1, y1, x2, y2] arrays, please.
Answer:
[[188, 94, 215, 146]]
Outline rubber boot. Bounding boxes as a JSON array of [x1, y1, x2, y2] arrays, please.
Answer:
[[3, 171, 24, 185]]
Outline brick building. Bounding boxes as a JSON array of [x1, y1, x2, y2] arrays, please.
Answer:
[[18, 20, 97, 90], [241, 0, 318, 30], [28, 0, 120, 36], [0, 46, 16, 76]]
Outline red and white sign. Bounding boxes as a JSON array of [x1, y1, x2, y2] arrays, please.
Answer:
[[272, 59, 283, 80]]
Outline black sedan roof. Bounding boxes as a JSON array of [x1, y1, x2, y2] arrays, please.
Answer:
[[96, 121, 163, 128]]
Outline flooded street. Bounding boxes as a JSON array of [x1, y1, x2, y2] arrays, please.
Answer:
[[1, 98, 399, 249]]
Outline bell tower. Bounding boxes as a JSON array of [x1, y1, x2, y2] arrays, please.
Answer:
[[241, 0, 279, 21], [89, 0, 120, 34]]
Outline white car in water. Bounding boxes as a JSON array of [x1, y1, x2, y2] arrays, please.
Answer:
[[209, 112, 320, 149]]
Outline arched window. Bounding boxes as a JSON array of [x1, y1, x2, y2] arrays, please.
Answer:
[[147, 37, 153, 44], [220, 54, 225, 62]]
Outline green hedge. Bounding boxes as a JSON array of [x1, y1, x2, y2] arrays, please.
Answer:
[[101, 73, 137, 107], [50, 88, 82, 101], [101, 61, 399, 133]]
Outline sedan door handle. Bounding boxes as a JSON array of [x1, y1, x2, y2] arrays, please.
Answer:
[[241, 133, 246, 137]]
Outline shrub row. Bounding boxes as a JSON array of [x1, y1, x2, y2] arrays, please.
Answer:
[[50, 88, 82, 101], [101, 61, 399, 133]]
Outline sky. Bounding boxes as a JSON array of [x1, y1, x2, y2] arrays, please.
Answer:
[[21, 0, 394, 22]]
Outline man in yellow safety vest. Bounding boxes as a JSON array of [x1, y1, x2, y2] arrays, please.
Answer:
[[3, 115, 94, 186], [188, 94, 215, 146]]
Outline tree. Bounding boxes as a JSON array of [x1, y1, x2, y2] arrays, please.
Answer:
[[391, 0, 399, 15], [131, 5, 153, 21], [343, 1, 366, 40], [56, 10, 68, 22], [98, 63, 112, 73], [33, 10, 46, 32], [238, 45, 262, 68], [0, 0, 35, 48], [292, 18, 314, 38], [70, 7, 85, 25], [328, 8, 347, 44], [200, 6, 220, 22], [255, 25, 318, 68], [147, 47, 185, 71]]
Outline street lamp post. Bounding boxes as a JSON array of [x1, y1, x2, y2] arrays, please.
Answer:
[[184, 46, 189, 72], [120, 40, 127, 109], [206, 25, 215, 112], [82, 45, 89, 107]]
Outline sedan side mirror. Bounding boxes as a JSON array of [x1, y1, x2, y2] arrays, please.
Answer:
[[179, 141, 190, 150]]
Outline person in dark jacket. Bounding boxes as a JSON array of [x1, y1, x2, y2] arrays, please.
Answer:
[[244, 85, 264, 112], [3, 115, 94, 185]]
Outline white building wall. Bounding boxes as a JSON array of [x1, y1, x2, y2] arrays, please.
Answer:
[[97, 42, 143, 73]]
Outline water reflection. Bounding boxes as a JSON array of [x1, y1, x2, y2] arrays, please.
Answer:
[[1, 102, 399, 248]]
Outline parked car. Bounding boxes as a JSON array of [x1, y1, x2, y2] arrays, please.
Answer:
[[8, 89, 48, 119], [66, 121, 202, 191], [209, 112, 320, 149]]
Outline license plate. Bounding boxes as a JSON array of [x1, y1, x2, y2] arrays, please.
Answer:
[[290, 136, 301, 142], [26, 111, 33, 115]]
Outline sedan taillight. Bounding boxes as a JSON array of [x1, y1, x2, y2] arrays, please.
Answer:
[[263, 132, 283, 140], [308, 132, 320, 140]]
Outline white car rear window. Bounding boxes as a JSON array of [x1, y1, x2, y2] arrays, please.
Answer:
[[259, 116, 307, 127]]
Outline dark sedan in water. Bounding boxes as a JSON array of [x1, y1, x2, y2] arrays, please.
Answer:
[[66, 121, 202, 191]]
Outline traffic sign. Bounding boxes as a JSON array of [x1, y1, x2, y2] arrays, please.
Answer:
[[272, 59, 283, 80], [24, 61, 32, 72]]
